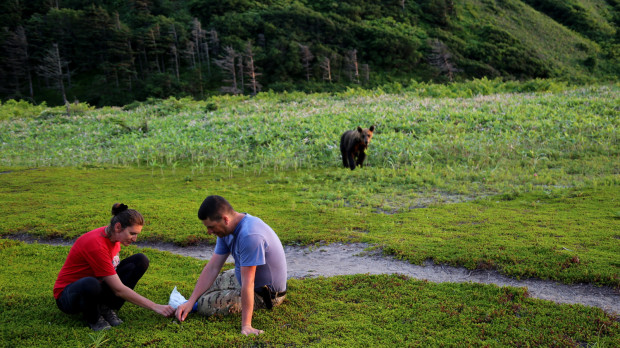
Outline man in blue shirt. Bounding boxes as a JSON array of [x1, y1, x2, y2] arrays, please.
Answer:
[[175, 195, 287, 335]]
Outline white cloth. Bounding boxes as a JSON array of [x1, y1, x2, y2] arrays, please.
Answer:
[[168, 286, 188, 309]]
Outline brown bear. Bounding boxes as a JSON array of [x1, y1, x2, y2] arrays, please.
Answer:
[[340, 125, 375, 170]]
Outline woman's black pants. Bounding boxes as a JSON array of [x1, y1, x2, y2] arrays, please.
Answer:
[[55, 253, 149, 324]]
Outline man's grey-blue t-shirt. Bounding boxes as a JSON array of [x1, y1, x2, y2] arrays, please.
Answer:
[[214, 214, 287, 292]]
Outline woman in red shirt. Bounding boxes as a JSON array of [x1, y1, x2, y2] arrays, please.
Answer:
[[54, 203, 174, 331]]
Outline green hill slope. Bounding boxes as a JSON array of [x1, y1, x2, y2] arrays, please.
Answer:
[[453, 0, 602, 80]]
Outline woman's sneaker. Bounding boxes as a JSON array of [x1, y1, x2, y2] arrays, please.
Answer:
[[99, 305, 123, 326], [88, 316, 111, 331]]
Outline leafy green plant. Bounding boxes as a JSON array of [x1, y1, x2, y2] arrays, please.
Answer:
[[1, 84, 617, 189], [73, 330, 109, 348], [0, 100, 49, 120]]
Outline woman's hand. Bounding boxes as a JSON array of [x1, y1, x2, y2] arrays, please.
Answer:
[[154, 304, 175, 317]]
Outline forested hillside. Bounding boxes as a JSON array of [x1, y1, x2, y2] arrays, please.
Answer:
[[1, 0, 618, 106]]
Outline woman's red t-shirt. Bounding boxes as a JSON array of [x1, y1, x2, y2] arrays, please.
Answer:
[[53, 226, 121, 299]]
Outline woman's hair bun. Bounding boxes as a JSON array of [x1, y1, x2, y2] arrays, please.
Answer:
[[111, 203, 129, 216]]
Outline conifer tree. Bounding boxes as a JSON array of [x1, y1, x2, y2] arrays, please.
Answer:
[[331, 52, 342, 82], [244, 41, 262, 96], [38, 43, 70, 115], [192, 18, 207, 72], [2, 25, 33, 99], [298, 43, 314, 82], [320, 56, 332, 83], [360, 63, 370, 83], [345, 49, 360, 83], [428, 39, 459, 81], [170, 44, 180, 82], [147, 25, 162, 73], [191, 18, 206, 97], [109, 11, 136, 91], [215, 46, 240, 95], [209, 29, 220, 57], [167, 23, 181, 81], [237, 51, 244, 94], [184, 41, 196, 69]]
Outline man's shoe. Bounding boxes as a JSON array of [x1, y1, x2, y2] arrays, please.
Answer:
[[99, 305, 123, 326], [88, 316, 111, 331]]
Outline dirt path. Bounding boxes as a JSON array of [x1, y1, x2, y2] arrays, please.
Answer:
[[10, 236, 619, 316], [140, 241, 619, 316]]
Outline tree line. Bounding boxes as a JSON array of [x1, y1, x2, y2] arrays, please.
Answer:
[[0, 0, 617, 107]]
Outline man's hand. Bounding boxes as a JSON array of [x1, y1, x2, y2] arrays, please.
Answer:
[[154, 304, 175, 317], [241, 325, 264, 336], [176, 301, 194, 322]]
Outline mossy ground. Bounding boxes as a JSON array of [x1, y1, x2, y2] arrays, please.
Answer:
[[1, 166, 618, 287], [0, 166, 618, 346], [1, 239, 618, 347]]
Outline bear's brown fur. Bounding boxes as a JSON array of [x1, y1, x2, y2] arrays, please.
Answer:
[[340, 125, 375, 170]]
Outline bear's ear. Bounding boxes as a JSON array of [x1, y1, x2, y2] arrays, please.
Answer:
[[357, 126, 363, 133], [369, 125, 375, 132]]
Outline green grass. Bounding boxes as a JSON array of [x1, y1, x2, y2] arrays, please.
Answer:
[[1, 240, 618, 347], [1, 85, 617, 192], [0, 166, 618, 287], [0, 83, 618, 345], [1, 83, 617, 205]]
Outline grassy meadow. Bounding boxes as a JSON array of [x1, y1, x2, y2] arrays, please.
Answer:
[[0, 80, 618, 346]]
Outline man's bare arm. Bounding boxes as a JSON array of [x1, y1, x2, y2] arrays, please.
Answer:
[[176, 252, 229, 322], [240, 265, 263, 335]]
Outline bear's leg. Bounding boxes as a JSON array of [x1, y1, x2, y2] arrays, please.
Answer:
[[348, 152, 357, 170], [357, 151, 366, 168], [341, 151, 349, 168], [340, 139, 349, 168]]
